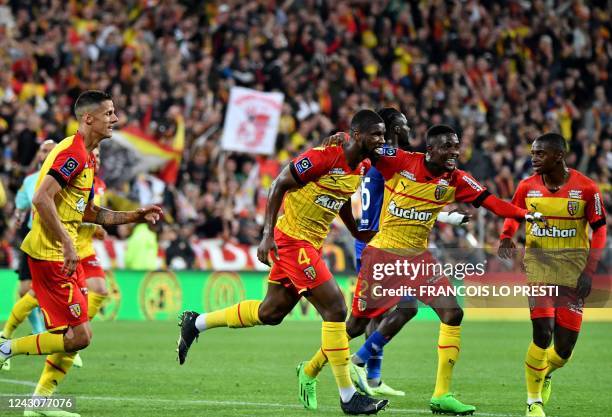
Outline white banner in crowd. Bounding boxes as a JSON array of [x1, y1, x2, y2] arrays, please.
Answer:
[[220, 87, 284, 155]]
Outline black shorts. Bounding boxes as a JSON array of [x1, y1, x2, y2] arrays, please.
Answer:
[[17, 250, 32, 281]]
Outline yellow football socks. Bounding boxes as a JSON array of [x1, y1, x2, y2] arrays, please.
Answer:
[[322, 322, 353, 391], [2, 292, 39, 338], [433, 323, 461, 397], [304, 348, 328, 378], [546, 346, 569, 375], [204, 300, 263, 329], [87, 291, 108, 320], [11, 332, 64, 356], [525, 342, 548, 402], [34, 352, 77, 396], [305, 331, 353, 378]]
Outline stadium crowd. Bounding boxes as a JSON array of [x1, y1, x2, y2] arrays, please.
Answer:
[[0, 0, 609, 270]]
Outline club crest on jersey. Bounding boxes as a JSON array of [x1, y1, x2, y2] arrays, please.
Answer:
[[434, 185, 448, 200], [295, 157, 313, 174], [69, 303, 82, 318], [357, 298, 367, 312], [567, 201, 579, 216], [303, 266, 317, 281], [59, 157, 79, 177]]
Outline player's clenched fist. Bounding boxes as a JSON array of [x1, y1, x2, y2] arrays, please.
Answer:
[[61, 239, 80, 276]]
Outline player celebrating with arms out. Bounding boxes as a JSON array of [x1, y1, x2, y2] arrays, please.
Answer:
[[498, 133, 607, 417], [302, 124, 547, 416], [177, 110, 389, 415], [0, 90, 162, 417], [305, 108, 470, 400]]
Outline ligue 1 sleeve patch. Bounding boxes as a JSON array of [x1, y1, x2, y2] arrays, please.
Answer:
[[295, 157, 313, 175], [59, 157, 79, 178], [384, 148, 397, 156]]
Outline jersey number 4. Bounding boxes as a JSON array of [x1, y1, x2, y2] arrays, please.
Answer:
[[298, 248, 311, 265]]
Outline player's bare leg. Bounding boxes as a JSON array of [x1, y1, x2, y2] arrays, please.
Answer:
[[177, 281, 300, 365]]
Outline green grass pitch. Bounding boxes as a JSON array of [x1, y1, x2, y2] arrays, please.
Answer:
[[0, 320, 610, 417]]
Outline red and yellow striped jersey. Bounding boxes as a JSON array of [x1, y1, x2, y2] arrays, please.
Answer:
[[276, 146, 370, 249], [509, 169, 606, 285], [369, 149, 487, 250], [21, 132, 95, 261], [76, 176, 107, 259]]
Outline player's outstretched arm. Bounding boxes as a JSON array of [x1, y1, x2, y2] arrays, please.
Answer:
[[32, 175, 79, 275], [480, 194, 547, 227], [83, 202, 163, 226], [257, 164, 301, 265]]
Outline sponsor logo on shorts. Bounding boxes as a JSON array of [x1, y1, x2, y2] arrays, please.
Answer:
[[567, 300, 584, 314], [303, 266, 317, 281], [87, 257, 102, 267], [567, 201, 579, 216], [388, 200, 433, 221], [315, 195, 344, 211], [69, 303, 82, 318], [59, 157, 79, 177], [295, 157, 313, 175]]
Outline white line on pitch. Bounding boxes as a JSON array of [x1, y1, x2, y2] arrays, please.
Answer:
[[0, 378, 528, 417]]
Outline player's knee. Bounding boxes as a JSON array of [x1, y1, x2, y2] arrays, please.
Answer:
[[258, 306, 285, 326], [440, 308, 463, 326], [67, 333, 91, 351], [322, 304, 347, 323], [532, 325, 553, 348], [555, 344, 574, 359]]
